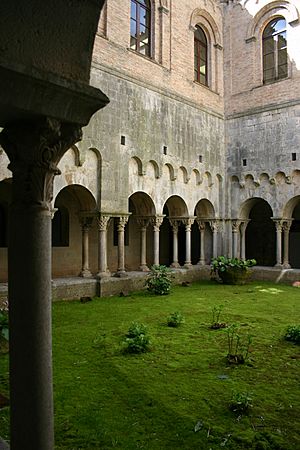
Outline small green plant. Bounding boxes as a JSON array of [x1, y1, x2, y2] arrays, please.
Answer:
[[167, 311, 184, 328], [123, 322, 150, 354], [146, 265, 172, 295], [229, 391, 253, 414], [284, 325, 300, 344], [0, 300, 9, 341], [225, 324, 253, 364], [210, 304, 227, 329]]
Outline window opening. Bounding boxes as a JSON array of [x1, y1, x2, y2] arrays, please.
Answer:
[[194, 26, 208, 86], [263, 17, 287, 83], [130, 0, 151, 57]]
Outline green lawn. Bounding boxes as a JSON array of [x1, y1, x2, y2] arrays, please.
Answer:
[[0, 281, 300, 449]]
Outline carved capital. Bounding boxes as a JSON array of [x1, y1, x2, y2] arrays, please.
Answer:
[[136, 217, 150, 229], [231, 219, 241, 233], [282, 219, 293, 233], [0, 118, 82, 211], [117, 216, 129, 232], [80, 215, 94, 232], [151, 215, 164, 231], [272, 218, 283, 233], [182, 217, 194, 231], [196, 219, 206, 232], [97, 215, 111, 231], [169, 218, 180, 232]]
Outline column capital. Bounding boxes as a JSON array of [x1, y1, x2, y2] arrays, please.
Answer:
[[151, 215, 164, 231], [117, 215, 129, 231], [169, 217, 180, 231], [97, 214, 111, 231], [282, 219, 293, 232], [79, 214, 94, 231], [196, 218, 206, 231], [272, 218, 284, 232], [0, 117, 82, 212], [231, 219, 242, 233], [135, 216, 150, 229], [181, 217, 195, 230], [208, 218, 223, 232]]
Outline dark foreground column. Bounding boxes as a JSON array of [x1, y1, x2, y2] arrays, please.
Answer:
[[0, 118, 82, 450]]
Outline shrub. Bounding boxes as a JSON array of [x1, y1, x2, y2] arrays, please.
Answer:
[[229, 391, 253, 414], [210, 304, 227, 329], [284, 325, 300, 344], [123, 322, 150, 354], [167, 311, 184, 328], [146, 265, 172, 295]]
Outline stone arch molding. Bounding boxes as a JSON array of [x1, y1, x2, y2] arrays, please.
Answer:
[[246, 1, 299, 42], [190, 8, 222, 47]]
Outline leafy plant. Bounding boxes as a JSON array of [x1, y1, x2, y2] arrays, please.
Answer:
[[210, 304, 227, 329], [225, 324, 253, 364], [284, 325, 300, 344], [146, 265, 172, 295], [211, 256, 256, 285], [123, 322, 150, 354], [167, 311, 184, 328], [0, 300, 9, 341], [229, 391, 253, 414]]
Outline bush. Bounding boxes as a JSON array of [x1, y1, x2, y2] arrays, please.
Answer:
[[167, 311, 184, 328], [146, 265, 172, 295], [123, 322, 150, 354], [0, 301, 9, 341], [284, 325, 300, 344]]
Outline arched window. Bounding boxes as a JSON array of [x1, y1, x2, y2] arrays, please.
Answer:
[[194, 26, 208, 86], [130, 0, 151, 57], [52, 207, 69, 247], [263, 17, 287, 83]]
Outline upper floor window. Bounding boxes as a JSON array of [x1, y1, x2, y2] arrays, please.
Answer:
[[263, 17, 287, 83], [194, 26, 208, 86], [130, 0, 151, 57]]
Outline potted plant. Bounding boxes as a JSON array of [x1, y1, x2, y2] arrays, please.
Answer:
[[211, 256, 256, 285]]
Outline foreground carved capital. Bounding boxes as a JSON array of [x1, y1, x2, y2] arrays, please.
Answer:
[[0, 118, 82, 211]]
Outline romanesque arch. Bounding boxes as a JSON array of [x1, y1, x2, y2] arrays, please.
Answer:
[[52, 184, 98, 277], [283, 195, 300, 268], [241, 198, 276, 266]]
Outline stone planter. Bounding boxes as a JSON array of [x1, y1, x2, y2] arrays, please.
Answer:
[[218, 267, 251, 285]]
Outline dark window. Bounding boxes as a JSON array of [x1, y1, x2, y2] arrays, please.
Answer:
[[243, 159, 247, 166], [130, 0, 151, 57], [194, 26, 208, 86], [292, 153, 296, 161], [121, 135, 126, 145], [263, 17, 287, 83], [113, 218, 129, 246], [52, 207, 69, 247], [163, 146, 167, 155]]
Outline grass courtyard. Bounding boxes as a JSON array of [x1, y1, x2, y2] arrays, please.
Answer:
[[0, 280, 299, 449]]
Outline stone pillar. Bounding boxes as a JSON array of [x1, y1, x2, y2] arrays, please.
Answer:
[[158, 5, 170, 68], [197, 220, 206, 265], [115, 216, 129, 277], [136, 217, 150, 272], [231, 220, 241, 259], [169, 218, 180, 268], [208, 219, 221, 259], [79, 215, 93, 278], [182, 218, 194, 268], [0, 118, 82, 450], [239, 220, 250, 260], [273, 219, 283, 267], [151, 216, 164, 266], [96, 215, 111, 277], [282, 220, 292, 268]]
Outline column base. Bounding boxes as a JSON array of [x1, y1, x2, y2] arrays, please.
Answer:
[[79, 269, 92, 278], [114, 271, 128, 278], [96, 271, 111, 279], [197, 260, 206, 266], [275, 263, 284, 268], [170, 262, 180, 268], [184, 263, 192, 269], [283, 263, 291, 269], [139, 265, 150, 272]]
